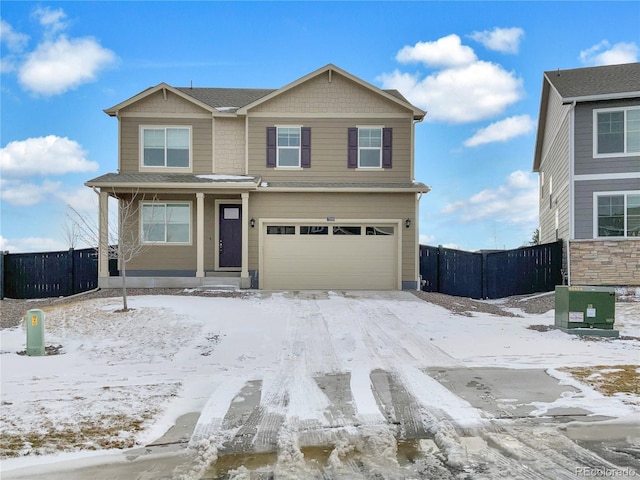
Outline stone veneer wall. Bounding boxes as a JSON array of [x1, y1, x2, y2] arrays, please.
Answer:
[[569, 239, 640, 286]]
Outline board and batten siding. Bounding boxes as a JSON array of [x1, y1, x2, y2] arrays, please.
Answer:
[[574, 99, 640, 176], [247, 117, 413, 182], [247, 192, 418, 282], [538, 89, 571, 245], [574, 178, 640, 239], [119, 117, 213, 174]]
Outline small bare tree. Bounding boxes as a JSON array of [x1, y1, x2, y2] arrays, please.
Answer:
[[66, 189, 156, 311], [61, 221, 80, 249]]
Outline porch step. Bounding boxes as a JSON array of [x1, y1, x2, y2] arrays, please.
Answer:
[[198, 277, 241, 292], [205, 271, 241, 277]]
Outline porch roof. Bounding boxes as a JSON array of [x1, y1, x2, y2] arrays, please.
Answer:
[[259, 181, 431, 193], [85, 172, 261, 190]]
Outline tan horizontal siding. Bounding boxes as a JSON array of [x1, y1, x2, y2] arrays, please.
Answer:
[[119, 118, 212, 173], [248, 117, 412, 182], [247, 192, 417, 282]]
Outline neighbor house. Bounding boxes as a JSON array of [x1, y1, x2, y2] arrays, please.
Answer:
[[533, 62, 640, 286], [86, 64, 429, 290]]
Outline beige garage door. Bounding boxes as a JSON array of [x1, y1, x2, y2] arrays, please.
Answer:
[[262, 223, 399, 290]]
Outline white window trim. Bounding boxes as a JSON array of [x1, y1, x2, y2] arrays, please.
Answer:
[[592, 106, 640, 158], [357, 125, 383, 169], [140, 201, 192, 245], [592, 190, 640, 239], [139, 125, 193, 172], [276, 125, 302, 168]]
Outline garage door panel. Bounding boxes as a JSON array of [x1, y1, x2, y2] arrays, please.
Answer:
[[263, 223, 398, 290]]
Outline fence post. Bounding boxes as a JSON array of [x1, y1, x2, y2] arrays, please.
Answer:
[[69, 248, 75, 295], [0, 251, 5, 300], [481, 252, 488, 299], [437, 245, 444, 293]]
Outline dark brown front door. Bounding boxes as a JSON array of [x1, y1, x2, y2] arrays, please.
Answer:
[[219, 204, 242, 268]]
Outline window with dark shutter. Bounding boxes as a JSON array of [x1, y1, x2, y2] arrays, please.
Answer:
[[266, 127, 276, 167], [347, 127, 358, 168], [301, 127, 311, 168]]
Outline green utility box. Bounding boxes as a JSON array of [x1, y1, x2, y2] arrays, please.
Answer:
[[25, 309, 45, 356], [555, 286, 615, 330]]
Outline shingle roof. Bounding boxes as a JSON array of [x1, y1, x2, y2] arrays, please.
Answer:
[[176, 88, 275, 111], [544, 62, 640, 100], [263, 181, 430, 191], [86, 172, 260, 186], [175, 87, 410, 112]]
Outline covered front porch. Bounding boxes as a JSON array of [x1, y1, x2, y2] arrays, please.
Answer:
[[85, 173, 261, 290]]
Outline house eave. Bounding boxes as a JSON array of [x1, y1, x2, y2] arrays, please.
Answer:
[[560, 91, 640, 104]]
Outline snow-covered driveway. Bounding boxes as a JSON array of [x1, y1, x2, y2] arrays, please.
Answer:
[[1, 291, 638, 479]]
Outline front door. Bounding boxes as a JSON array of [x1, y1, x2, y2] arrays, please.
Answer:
[[219, 204, 242, 268]]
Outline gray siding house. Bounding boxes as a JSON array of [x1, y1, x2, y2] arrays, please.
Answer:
[[533, 63, 640, 286], [86, 64, 429, 290]]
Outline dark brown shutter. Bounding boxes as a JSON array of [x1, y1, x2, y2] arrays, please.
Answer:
[[301, 127, 311, 168], [266, 127, 276, 167], [347, 127, 358, 168], [382, 127, 392, 168]]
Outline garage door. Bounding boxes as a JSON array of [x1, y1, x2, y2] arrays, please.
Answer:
[[262, 222, 399, 290]]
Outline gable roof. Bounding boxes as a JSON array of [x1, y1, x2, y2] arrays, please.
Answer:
[[104, 64, 425, 118], [533, 62, 640, 171], [236, 64, 425, 120], [544, 62, 640, 103]]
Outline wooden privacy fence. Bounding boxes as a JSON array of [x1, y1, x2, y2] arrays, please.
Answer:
[[419, 241, 563, 299], [1, 248, 98, 299]]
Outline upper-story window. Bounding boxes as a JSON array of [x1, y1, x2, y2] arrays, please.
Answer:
[[358, 127, 382, 168], [277, 127, 301, 167], [594, 107, 640, 157], [266, 126, 311, 168], [595, 192, 640, 238], [348, 127, 392, 169], [141, 126, 191, 168]]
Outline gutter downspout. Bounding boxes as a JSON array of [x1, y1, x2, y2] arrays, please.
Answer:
[[568, 101, 576, 286]]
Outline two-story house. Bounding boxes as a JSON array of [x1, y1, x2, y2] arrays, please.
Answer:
[[533, 62, 640, 286], [86, 64, 429, 290]]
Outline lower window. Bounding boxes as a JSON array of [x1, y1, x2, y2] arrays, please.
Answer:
[[142, 203, 191, 243], [596, 193, 640, 238]]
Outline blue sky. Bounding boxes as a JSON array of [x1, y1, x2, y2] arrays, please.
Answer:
[[1, 1, 639, 253]]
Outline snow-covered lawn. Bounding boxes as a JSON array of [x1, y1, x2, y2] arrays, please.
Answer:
[[1, 291, 638, 474]]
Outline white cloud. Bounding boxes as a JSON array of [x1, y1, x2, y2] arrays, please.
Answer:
[[0, 235, 68, 253], [19, 35, 116, 96], [469, 27, 524, 54], [419, 233, 436, 245], [0, 178, 61, 206], [56, 186, 99, 213], [0, 19, 29, 52], [464, 114, 535, 147], [379, 60, 523, 123], [579, 40, 639, 66], [0, 135, 98, 177], [441, 170, 538, 225], [396, 34, 477, 68], [33, 6, 68, 37]]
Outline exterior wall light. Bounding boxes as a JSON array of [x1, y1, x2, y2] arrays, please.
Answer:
[[405, 218, 411, 228], [250, 218, 256, 228]]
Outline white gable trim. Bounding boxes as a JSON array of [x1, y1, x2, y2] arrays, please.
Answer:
[[104, 83, 217, 117]]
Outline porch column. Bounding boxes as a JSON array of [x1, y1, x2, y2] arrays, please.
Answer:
[[241, 192, 250, 288], [98, 190, 109, 280], [196, 192, 205, 278]]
